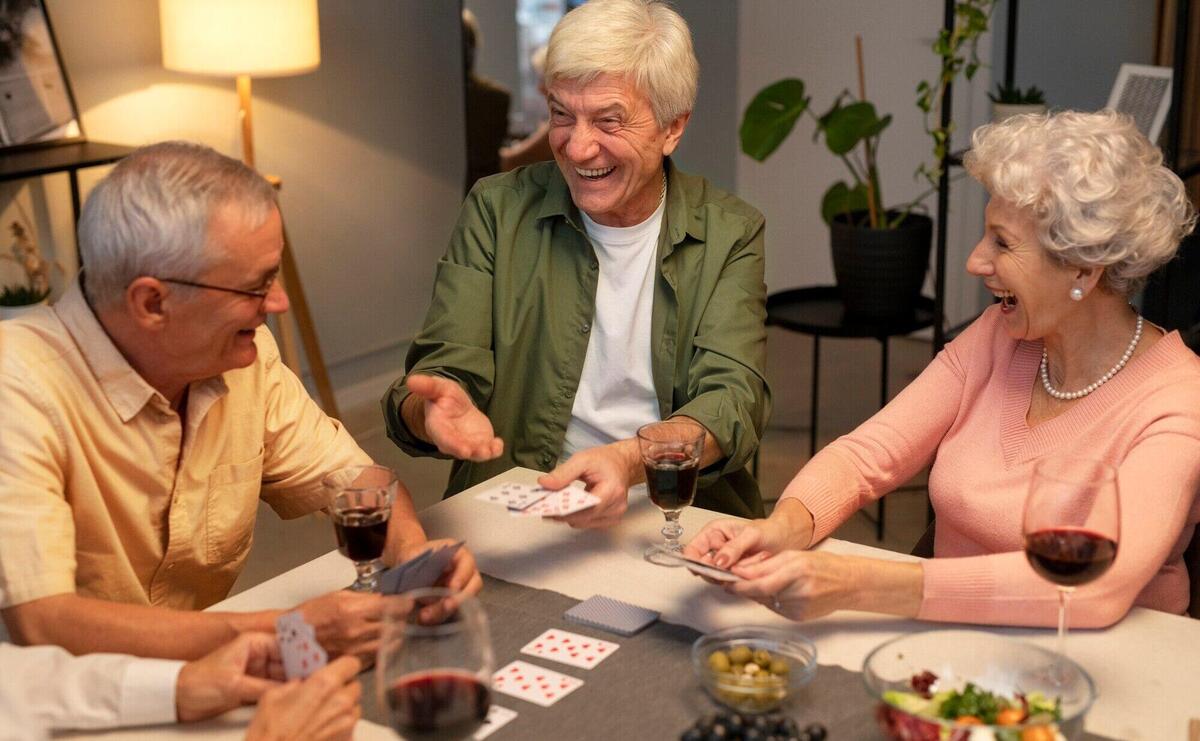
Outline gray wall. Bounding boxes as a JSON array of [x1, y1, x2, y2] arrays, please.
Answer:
[[28, 0, 466, 409], [995, 0, 1157, 111], [673, 0, 739, 192]]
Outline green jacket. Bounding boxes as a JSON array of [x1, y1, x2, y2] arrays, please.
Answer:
[[382, 159, 770, 517]]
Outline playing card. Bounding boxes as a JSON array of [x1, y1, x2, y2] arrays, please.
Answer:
[[653, 550, 744, 582], [520, 628, 619, 670], [276, 610, 328, 680], [472, 704, 517, 740], [509, 488, 600, 518], [475, 482, 553, 510], [564, 595, 659, 636], [378, 541, 464, 594], [491, 660, 584, 707]]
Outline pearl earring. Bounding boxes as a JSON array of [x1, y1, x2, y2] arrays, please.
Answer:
[[1070, 287, 1084, 301]]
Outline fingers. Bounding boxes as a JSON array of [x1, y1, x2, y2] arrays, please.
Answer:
[[406, 373, 456, 401], [560, 485, 627, 529], [713, 524, 766, 568], [538, 458, 583, 491], [682, 521, 737, 560], [442, 548, 482, 595]]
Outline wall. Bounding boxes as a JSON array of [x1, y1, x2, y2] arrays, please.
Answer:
[[998, 0, 1157, 112], [672, 0, 738, 192], [21, 0, 466, 409]]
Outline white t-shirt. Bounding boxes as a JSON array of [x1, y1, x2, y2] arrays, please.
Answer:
[[561, 198, 665, 460]]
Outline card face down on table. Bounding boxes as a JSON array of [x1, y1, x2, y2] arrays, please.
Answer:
[[564, 595, 659, 636]]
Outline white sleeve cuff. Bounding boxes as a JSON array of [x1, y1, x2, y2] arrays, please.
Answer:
[[118, 658, 185, 727]]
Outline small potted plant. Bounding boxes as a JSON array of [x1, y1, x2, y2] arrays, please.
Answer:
[[988, 82, 1046, 122], [740, 2, 995, 321], [0, 222, 55, 320]]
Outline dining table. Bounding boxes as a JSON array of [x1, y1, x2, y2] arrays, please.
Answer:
[[61, 467, 1199, 740]]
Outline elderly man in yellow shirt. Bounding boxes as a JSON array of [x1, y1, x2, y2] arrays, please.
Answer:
[[0, 141, 481, 662]]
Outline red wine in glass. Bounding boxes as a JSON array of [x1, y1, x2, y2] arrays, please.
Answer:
[[1022, 457, 1120, 681], [638, 420, 706, 566], [387, 670, 490, 739], [323, 465, 398, 592], [644, 451, 699, 511], [1024, 527, 1118, 587], [333, 507, 390, 562]]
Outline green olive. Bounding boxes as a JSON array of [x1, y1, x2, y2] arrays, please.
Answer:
[[769, 659, 790, 676], [729, 645, 753, 664], [731, 663, 745, 676], [707, 651, 732, 672], [753, 649, 772, 666]]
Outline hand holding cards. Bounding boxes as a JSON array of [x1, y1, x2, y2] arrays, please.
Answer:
[[276, 610, 328, 680], [378, 540, 464, 595], [474, 482, 600, 518], [652, 549, 745, 582]]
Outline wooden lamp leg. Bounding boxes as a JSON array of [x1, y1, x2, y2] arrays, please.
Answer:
[[277, 219, 340, 419]]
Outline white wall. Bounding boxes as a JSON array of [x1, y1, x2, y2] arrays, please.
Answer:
[[22, 0, 466, 409], [736, 1, 994, 329]]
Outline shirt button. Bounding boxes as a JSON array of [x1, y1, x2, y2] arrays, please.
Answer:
[[590, 261, 598, 271], [580, 322, 591, 334], [561, 388, 572, 398]]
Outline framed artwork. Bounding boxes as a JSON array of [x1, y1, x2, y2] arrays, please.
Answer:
[[0, 0, 83, 151]]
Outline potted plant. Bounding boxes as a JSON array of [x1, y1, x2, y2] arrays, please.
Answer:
[[988, 82, 1046, 122], [0, 221, 54, 320], [741, 3, 994, 321]]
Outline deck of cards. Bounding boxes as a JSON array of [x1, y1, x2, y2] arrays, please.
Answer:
[[276, 610, 328, 680], [377, 540, 464, 595], [474, 482, 600, 518]]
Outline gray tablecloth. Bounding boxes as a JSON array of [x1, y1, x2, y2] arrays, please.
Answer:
[[359, 576, 1114, 740]]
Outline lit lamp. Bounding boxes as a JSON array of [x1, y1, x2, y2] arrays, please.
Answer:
[[159, 0, 338, 417]]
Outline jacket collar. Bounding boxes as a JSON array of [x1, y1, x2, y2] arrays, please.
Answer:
[[537, 158, 707, 246]]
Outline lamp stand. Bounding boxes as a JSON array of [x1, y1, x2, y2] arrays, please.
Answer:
[[236, 74, 340, 419]]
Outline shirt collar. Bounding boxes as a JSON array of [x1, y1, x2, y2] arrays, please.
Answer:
[[55, 276, 227, 423], [537, 158, 707, 245]]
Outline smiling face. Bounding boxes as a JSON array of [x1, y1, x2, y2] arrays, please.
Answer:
[[163, 203, 289, 381], [547, 74, 688, 227], [966, 197, 1078, 340]]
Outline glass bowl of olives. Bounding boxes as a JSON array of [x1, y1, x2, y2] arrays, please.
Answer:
[[691, 626, 818, 714]]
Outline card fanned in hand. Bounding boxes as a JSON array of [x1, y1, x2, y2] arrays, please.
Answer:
[[564, 595, 659, 636]]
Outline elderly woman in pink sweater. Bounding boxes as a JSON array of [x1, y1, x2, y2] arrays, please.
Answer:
[[684, 110, 1200, 627]]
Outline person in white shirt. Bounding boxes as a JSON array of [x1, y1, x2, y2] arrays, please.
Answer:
[[0, 633, 360, 741]]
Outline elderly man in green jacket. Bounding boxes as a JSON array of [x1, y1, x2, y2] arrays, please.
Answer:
[[382, 0, 770, 526]]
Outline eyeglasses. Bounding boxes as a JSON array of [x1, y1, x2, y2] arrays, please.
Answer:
[[157, 276, 276, 302]]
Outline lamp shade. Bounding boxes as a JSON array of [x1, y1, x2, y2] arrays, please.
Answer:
[[160, 0, 320, 77]]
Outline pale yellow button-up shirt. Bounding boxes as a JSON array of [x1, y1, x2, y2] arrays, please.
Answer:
[[0, 280, 370, 610]]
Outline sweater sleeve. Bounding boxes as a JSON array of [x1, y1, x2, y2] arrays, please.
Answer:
[[778, 310, 984, 544], [920, 421, 1200, 627]]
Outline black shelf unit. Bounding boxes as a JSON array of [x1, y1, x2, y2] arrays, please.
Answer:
[[932, 0, 1197, 352]]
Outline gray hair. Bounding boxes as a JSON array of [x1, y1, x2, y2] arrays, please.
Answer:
[[964, 110, 1197, 296], [78, 141, 277, 308], [545, 0, 698, 127]]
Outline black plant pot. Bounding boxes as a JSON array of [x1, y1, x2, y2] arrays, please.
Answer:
[[830, 211, 933, 322]]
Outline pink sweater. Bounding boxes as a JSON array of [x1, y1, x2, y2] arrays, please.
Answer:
[[782, 306, 1200, 627]]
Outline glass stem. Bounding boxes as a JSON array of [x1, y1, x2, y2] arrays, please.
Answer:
[[1056, 586, 1074, 663], [662, 511, 683, 552], [354, 558, 383, 591]]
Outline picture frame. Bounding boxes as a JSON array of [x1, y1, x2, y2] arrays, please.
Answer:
[[0, 0, 84, 152], [1105, 63, 1173, 144]]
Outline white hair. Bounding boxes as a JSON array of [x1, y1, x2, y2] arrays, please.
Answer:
[[78, 141, 277, 308], [964, 110, 1197, 295], [545, 0, 698, 127]]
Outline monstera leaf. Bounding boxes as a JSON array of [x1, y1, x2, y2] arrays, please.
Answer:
[[820, 181, 870, 226], [818, 101, 891, 156], [739, 78, 810, 161]]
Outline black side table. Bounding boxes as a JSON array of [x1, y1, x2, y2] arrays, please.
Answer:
[[766, 286, 935, 540]]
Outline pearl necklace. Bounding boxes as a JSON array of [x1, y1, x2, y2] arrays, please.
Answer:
[[1040, 315, 1143, 401]]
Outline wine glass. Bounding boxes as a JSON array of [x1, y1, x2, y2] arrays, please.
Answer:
[[323, 464, 397, 592], [377, 589, 494, 740], [1022, 457, 1120, 676], [639, 419, 706, 566]]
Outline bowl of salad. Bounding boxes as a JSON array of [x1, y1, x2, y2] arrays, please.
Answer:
[[862, 630, 1097, 741]]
